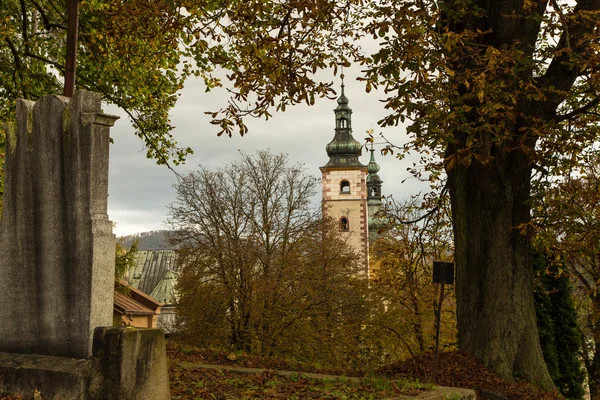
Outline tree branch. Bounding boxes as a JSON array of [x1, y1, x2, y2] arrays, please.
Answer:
[[389, 183, 449, 225], [550, 0, 571, 48], [4, 38, 26, 98], [537, 0, 600, 101], [19, 0, 28, 52], [556, 97, 600, 122], [29, 0, 67, 30], [367, 322, 415, 359], [24, 51, 63, 71], [277, 7, 293, 39]]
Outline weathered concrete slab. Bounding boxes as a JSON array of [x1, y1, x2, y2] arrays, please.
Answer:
[[0, 352, 92, 399], [0, 91, 118, 359], [391, 386, 475, 399], [0, 327, 171, 400]]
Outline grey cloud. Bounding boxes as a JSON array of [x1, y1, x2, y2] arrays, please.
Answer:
[[107, 71, 431, 236]]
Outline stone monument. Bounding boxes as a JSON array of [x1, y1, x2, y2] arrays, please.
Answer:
[[0, 91, 170, 399]]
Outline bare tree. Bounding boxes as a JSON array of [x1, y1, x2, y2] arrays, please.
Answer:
[[370, 195, 456, 360], [168, 151, 370, 365]]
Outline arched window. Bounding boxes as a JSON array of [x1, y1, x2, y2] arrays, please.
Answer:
[[340, 180, 350, 193], [340, 217, 349, 232], [340, 118, 346, 128]]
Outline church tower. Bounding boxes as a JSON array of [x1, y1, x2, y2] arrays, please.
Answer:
[[320, 77, 369, 275], [367, 142, 385, 242]]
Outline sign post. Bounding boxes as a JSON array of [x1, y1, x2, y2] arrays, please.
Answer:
[[432, 261, 454, 382]]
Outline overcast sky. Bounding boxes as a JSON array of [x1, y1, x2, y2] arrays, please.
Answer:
[[106, 68, 430, 237]]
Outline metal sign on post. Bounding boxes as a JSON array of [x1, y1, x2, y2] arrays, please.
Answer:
[[432, 261, 454, 382], [433, 261, 454, 285]]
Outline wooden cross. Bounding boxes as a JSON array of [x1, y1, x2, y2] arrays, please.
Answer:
[[63, 0, 81, 97]]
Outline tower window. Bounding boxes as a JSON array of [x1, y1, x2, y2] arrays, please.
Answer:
[[340, 217, 349, 232], [340, 118, 347, 128], [340, 180, 350, 193]]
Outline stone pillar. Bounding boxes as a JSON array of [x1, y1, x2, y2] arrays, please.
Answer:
[[0, 91, 118, 359], [90, 327, 171, 400]]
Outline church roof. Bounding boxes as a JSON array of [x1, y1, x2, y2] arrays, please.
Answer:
[[366, 145, 382, 181], [322, 76, 365, 169]]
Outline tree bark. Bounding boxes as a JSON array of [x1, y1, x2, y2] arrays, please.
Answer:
[[447, 145, 555, 389]]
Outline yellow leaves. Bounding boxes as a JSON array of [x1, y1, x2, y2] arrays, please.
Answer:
[[445, 153, 458, 171], [474, 72, 487, 103], [477, 90, 485, 103], [522, 0, 536, 13], [514, 221, 538, 237], [444, 32, 459, 53]]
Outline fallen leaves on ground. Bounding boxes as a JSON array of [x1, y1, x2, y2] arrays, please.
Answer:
[[168, 342, 429, 399], [169, 365, 428, 400], [167, 341, 364, 377], [378, 351, 562, 400]]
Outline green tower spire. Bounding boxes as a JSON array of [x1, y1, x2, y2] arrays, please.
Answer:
[[367, 142, 385, 236], [367, 142, 382, 199], [323, 75, 364, 168]]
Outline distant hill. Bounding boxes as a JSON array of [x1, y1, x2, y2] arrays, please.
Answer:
[[118, 230, 176, 250]]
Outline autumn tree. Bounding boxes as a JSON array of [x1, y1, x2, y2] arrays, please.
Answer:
[[369, 194, 456, 360], [168, 151, 371, 366], [1, 0, 360, 165], [534, 152, 600, 398]]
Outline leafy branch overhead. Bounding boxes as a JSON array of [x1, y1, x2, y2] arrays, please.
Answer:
[[1, 0, 364, 165], [3, 1, 600, 169]]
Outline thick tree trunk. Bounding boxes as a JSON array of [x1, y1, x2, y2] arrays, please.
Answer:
[[448, 146, 555, 390]]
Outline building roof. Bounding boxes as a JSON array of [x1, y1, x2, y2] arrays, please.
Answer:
[[128, 249, 178, 295], [114, 281, 163, 316], [150, 270, 180, 305], [114, 292, 156, 316], [322, 77, 365, 169]]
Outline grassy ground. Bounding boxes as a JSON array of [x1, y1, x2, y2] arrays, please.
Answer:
[[168, 342, 432, 399], [170, 365, 431, 399], [167, 341, 563, 400], [0, 341, 564, 400]]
